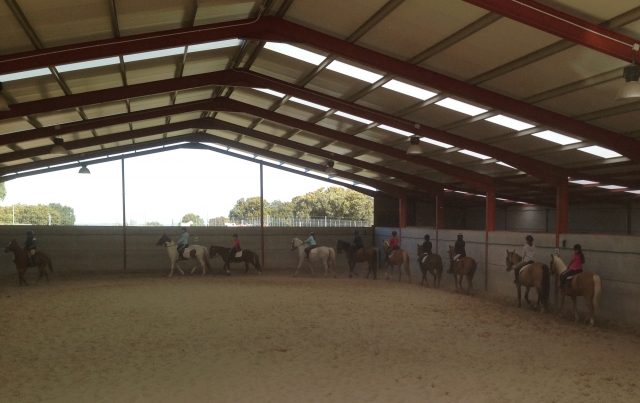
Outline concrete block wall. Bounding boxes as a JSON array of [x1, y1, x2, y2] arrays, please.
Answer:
[[0, 226, 371, 274]]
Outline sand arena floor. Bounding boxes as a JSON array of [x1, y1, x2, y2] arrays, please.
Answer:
[[1, 266, 639, 403]]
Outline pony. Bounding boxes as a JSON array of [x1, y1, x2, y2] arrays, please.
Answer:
[[209, 245, 262, 275], [5, 239, 53, 286], [155, 234, 212, 277], [417, 244, 443, 288], [504, 250, 550, 313], [290, 238, 337, 278], [549, 254, 602, 326], [446, 245, 477, 295], [382, 240, 410, 283], [335, 240, 378, 279]]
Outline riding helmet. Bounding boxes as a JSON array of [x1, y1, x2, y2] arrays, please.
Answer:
[[233, 233, 238, 238], [181, 227, 187, 231], [354, 230, 359, 235], [391, 231, 397, 236], [457, 233, 463, 238], [310, 231, 314, 235], [26, 230, 34, 236], [424, 234, 430, 240], [525, 235, 533, 242]]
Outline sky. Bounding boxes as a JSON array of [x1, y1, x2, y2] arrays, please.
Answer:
[[0, 149, 345, 225]]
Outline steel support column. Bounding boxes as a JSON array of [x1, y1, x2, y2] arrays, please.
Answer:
[[260, 163, 265, 271], [556, 180, 569, 246], [121, 158, 127, 270], [399, 195, 408, 229], [485, 186, 496, 292]]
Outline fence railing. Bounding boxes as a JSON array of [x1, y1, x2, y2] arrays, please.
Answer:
[[208, 216, 372, 227]]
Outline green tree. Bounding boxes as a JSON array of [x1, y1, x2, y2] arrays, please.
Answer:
[[0, 182, 6, 201], [48, 203, 76, 225], [181, 213, 204, 226], [268, 200, 294, 218], [146, 221, 162, 226], [209, 216, 230, 226], [229, 197, 264, 219], [291, 187, 373, 221]]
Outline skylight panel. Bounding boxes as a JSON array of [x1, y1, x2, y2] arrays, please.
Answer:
[[435, 98, 488, 116], [382, 80, 437, 100], [516, 201, 529, 205], [79, 156, 108, 162], [254, 88, 286, 98], [289, 97, 330, 111], [282, 164, 306, 172], [420, 137, 453, 148], [49, 161, 78, 168], [356, 184, 377, 191], [485, 115, 535, 131], [108, 151, 135, 157], [378, 125, 412, 136], [263, 42, 325, 65], [569, 180, 598, 185], [167, 141, 189, 147], [56, 57, 120, 73], [496, 161, 516, 169], [18, 167, 48, 174], [228, 149, 255, 158], [625, 190, 640, 194], [326, 60, 383, 83], [331, 177, 353, 185], [458, 149, 491, 160], [308, 171, 329, 178], [201, 142, 228, 151], [0, 68, 51, 82], [188, 39, 242, 53], [597, 185, 626, 190], [531, 130, 580, 145], [475, 194, 486, 197], [256, 156, 280, 165], [334, 111, 373, 124], [578, 146, 622, 159], [123, 47, 185, 63]]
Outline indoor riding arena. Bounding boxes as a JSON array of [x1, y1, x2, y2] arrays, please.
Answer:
[[2, 1, 640, 402]]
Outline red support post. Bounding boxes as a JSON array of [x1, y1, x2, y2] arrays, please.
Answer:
[[485, 186, 496, 232], [399, 195, 408, 229], [435, 195, 445, 256], [556, 180, 569, 246]]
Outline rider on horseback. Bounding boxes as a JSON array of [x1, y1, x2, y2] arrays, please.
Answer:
[[229, 234, 242, 261], [448, 233, 466, 274], [303, 231, 318, 260], [348, 230, 364, 258], [177, 227, 189, 261], [512, 235, 535, 284], [558, 244, 585, 291], [25, 230, 37, 266], [386, 231, 400, 261], [418, 234, 432, 263]]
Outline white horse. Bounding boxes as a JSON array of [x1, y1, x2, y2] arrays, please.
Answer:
[[156, 234, 212, 276], [291, 238, 337, 277]]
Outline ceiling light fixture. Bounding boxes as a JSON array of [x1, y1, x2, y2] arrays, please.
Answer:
[[78, 165, 91, 174], [406, 136, 423, 155], [0, 82, 9, 111], [616, 61, 640, 100], [325, 161, 337, 175], [50, 138, 68, 155]]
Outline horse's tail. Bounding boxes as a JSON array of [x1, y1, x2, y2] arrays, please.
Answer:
[[592, 275, 602, 314], [254, 252, 262, 272], [329, 248, 337, 270], [403, 251, 410, 273], [540, 264, 550, 306]]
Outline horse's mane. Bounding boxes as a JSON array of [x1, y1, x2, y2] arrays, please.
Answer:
[[552, 255, 567, 271], [383, 240, 389, 246]]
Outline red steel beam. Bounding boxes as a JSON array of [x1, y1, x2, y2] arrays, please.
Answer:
[[463, 0, 639, 63], [1, 17, 638, 163]]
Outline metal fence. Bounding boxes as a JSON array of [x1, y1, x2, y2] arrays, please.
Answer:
[[208, 216, 372, 227]]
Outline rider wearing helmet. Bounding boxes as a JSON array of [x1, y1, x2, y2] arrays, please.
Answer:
[[303, 231, 318, 260], [25, 230, 37, 266], [386, 230, 400, 260], [229, 233, 242, 261], [418, 234, 432, 263], [177, 227, 189, 261], [448, 233, 466, 274], [348, 229, 364, 258], [512, 235, 535, 284]]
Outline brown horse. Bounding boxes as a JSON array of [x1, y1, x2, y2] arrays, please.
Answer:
[[209, 245, 262, 275], [549, 255, 601, 326], [446, 245, 477, 295], [505, 250, 550, 312], [336, 240, 378, 279], [5, 240, 53, 286], [417, 245, 443, 288], [383, 240, 411, 283]]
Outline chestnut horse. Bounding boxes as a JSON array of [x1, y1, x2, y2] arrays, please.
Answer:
[[549, 255, 601, 326], [5, 240, 53, 286], [383, 240, 411, 283], [209, 245, 262, 275], [446, 245, 477, 295], [336, 240, 379, 279], [155, 234, 212, 277], [505, 250, 550, 313], [417, 244, 443, 288]]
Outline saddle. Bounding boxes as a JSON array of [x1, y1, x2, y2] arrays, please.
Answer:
[[518, 264, 532, 275], [177, 245, 189, 260], [234, 250, 243, 258]]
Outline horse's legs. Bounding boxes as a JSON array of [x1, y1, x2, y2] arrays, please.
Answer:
[[294, 259, 302, 277], [198, 258, 206, 275], [516, 284, 522, 307], [243, 260, 250, 275], [466, 275, 474, 296], [307, 257, 315, 277], [524, 287, 532, 307], [557, 293, 566, 318], [458, 274, 464, 293], [571, 296, 579, 322], [584, 293, 595, 326], [36, 269, 44, 284], [398, 264, 402, 282]]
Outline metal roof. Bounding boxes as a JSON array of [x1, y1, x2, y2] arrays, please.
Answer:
[[1, 0, 640, 207]]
